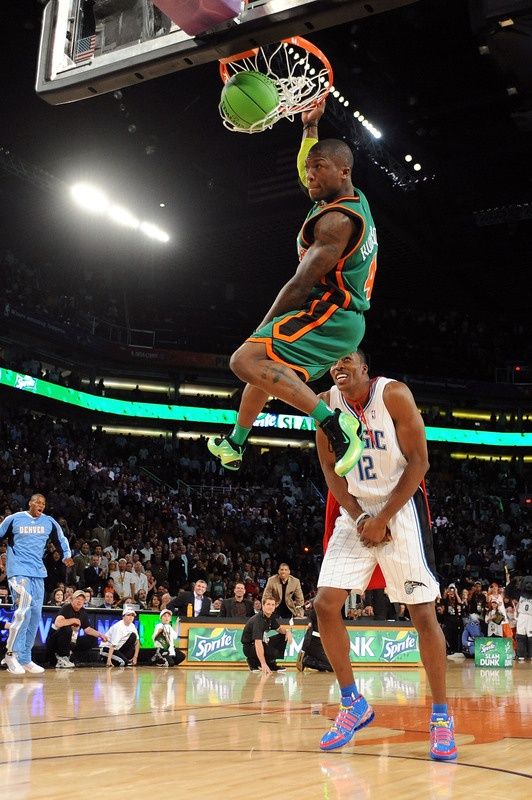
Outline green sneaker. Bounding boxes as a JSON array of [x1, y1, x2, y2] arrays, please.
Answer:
[[207, 435, 244, 470], [320, 410, 364, 477]]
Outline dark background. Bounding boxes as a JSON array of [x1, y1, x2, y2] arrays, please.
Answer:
[[1, 0, 531, 361]]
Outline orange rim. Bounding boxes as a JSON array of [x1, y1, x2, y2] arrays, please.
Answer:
[[219, 35, 333, 91]]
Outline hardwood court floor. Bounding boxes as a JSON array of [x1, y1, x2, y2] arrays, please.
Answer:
[[1, 660, 530, 799]]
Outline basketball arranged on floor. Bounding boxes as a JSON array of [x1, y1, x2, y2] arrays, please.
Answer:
[[219, 70, 280, 130]]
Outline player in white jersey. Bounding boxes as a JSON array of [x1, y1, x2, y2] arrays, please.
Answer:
[[314, 349, 456, 761], [0, 493, 73, 674], [516, 575, 532, 660]]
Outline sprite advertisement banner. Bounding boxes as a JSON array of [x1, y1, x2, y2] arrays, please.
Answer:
[[186, 626, 420, 664], [475, 637, 514, 668]]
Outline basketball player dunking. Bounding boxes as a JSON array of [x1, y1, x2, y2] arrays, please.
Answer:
[[208, 102, 378, 481]]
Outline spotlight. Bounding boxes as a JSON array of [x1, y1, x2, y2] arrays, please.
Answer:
[[70, 183, 109, 213]]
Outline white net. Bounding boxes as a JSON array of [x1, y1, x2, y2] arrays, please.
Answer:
[[219, 36, 332, 134]]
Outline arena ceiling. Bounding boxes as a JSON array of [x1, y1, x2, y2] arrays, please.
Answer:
[[1, 0, 531, 355]]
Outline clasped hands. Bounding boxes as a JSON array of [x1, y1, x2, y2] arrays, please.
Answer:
[[355, 513, 392, 548]]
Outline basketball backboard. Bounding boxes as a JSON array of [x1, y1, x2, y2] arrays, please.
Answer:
[[36, 0, 419, 105]]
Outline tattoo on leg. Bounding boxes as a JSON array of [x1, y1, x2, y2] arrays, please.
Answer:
[[260, 363, 301, 396]]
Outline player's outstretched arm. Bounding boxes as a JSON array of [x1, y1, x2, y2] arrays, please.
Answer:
[[255, 211, 355, 329], [297, 99, 325, 187]]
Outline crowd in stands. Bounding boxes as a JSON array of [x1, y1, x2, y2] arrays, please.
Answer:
[[0, 248, 531, 652], [1, 248, 531, 386], [0, 404, 530, 622]]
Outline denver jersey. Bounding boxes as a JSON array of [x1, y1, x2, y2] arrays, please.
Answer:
[[0, 510, 71, 578]]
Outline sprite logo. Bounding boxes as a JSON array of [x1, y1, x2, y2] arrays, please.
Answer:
[[191, 628, 238, 661], [380, 632, 418, 662], [479, 641, 497, 655], [15, 374, 37, 391]]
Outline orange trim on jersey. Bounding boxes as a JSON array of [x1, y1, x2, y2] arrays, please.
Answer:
[[273, 300, 340, 342], [299, 203, 367, 314], [300, 198, 365, 250], [245, 334, 310, 381]]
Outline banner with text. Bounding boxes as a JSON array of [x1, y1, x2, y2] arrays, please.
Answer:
[[475, 637, 514, 668], [186, 626, 420, 664]]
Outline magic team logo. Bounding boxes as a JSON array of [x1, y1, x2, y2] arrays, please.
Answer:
[[189, 627, 239, 661], [380, 632, 418, 663], [404, 580, 427, 595]]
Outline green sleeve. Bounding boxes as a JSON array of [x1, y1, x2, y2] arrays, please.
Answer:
[[297, 137, 318, 187]]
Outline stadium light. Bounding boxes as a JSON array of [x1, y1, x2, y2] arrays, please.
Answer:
[[108, 205, 140, 229], [70, 182, 169, 242], [70, 183, 109, 213]]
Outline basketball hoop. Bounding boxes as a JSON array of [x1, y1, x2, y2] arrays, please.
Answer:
[[219, 36, 333, 134]]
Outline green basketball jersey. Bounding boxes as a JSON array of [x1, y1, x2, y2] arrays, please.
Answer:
[[296, 190, 378, 313]]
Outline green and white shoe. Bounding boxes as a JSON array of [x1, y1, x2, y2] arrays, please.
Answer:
[[207, 435, 245, 470], [320, 410, 365, 477]]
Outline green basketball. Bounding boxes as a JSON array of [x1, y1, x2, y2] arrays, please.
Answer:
[[220, 70, 279, 130]]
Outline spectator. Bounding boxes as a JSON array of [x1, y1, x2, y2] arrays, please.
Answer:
[[208, 569, 226, 600], [210, 597, 222, 613], [102, 588, 118, 609], [64, 585, 75, 603], [167, 579, 211, 617], [442, 584, 463, 656], [149, 595, 162, 612], [151, 609, 185, 667], [516, 575, 532, 661], [262, 563, 305, 619], [48, 587, 65, 606], [110, 558, 136, 599], [0, 552, 8, 592], [46, 589, 108, 668], [296, 602, 333, 672], [101, 607, 140, 667], [44, 547, 68, 595], [83, 554, 105, 596], [131, 561, 148, 596], [72, 542, 91, 586], [241, 596, 293, 674], [362, 587, 392, 621], [0, 586, 11, 605], [485, 597, 508, 637], [219, 582, 254, 618], [467, 581, 488, 622], [136, 588, 149, 609]]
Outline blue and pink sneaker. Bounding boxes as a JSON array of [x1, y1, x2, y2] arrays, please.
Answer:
[[319, 694, 375, 751], [430, 713, 457, 761]]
